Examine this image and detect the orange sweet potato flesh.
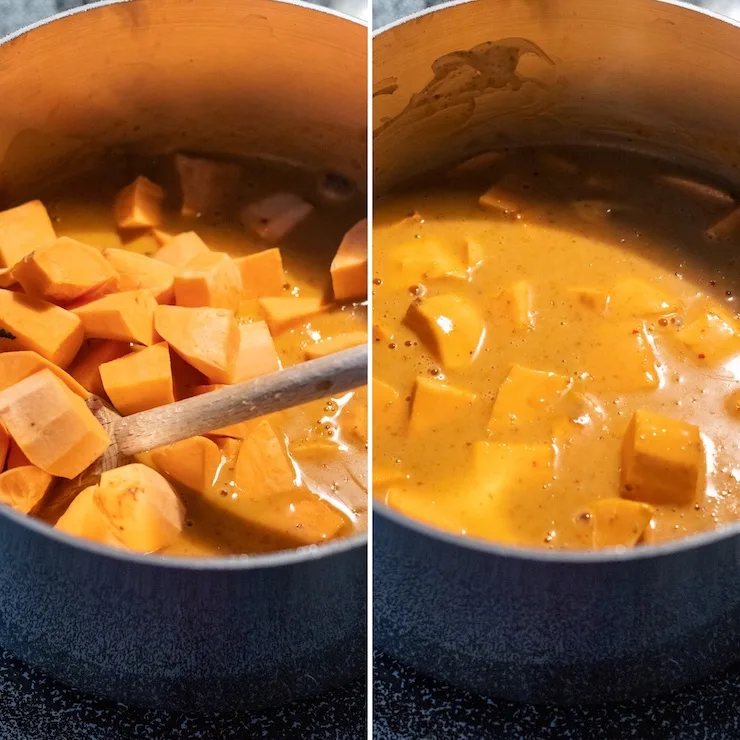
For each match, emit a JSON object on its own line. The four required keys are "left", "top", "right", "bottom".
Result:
{"left": 0, "top": 369, "right": 110, "bottom": 479}
{"left": 0, "top": 422, "right": 9, "bottom": 470}
{"left": 305, "top": 331, "right": 367, "bottom": 360}
{"left": 114, "top": 176, "right": 165, "bottom": 231}
{"left": 0, "top": 289, "right": 83, "bottom": 369}
{"left": 0, "top": 465, "right": 53, "bottom": 514}
{"left": 234, "top": 248, "right": 285, "bottom": 299}
{"left": 94, "top": 463, "right": 185, "bottom": 552}
{"left": 102, "top": 248, "right": 175, "bottom": 304}
{"left": 174, "top": 251, "right": 242, "bottom": 311}
{"left": 234, "top": 420, "right": 297, "bottom": 499}
{"left": 258, "top": 297, "right": 327, "bottom": 334}
{"left": 54, "top": 485, "right": 122, "bottom": 548}
{"left": 155, "top": 305, "right": 239, "bottom": 383}
{"left": 330, "top": 218, "right": 367, "bottom": 302}
{"left": 233, "top": 321, "right": 281, "bottom": 383}
{"left": 72, "top": 289, "right": 159, "bottom": 346}
{"left": 150, "top": 436, "right": 221, "bottom": 495}
{"left": 13, "top": 237, "right": 119, "bottom": 303}
{"left": 6, "top": 440, "right": 30, "bottom": 469}
{"left": 67, "top": 340, "right": 132, "bottom": 397}
{"left": 154, "top": 231, "right": 209, "bottom": 268}
{"left": 0, "top": 351, "right": 89, "bottom": 398}
{"left": 190, "top": 384, "right": 253, "bottom": 438}
{"left": 100, "top": 342, "right": 175, "bottom": 416}
{"left": 0, "top": 200, "right": 57, "bottom": 268}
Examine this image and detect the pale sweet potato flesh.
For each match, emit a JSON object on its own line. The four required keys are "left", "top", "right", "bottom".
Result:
{"left": 0, "top": 200, "right": 56, "bottom": 268}
{"left": 102, "top": 248, "right": 175, "bottom": 304}
{"left": 114, "top": 176, "right": 165, "bottom": 230}
{"left": 72, "top": 289, "right": 158, "bottom": 346}
{"left": 0, "top": 350, "right": 89, "bottom": 398}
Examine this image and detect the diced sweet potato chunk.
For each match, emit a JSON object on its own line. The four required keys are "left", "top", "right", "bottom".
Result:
{"left": 234, "top": 248, "right": 285, "bottom": 299}
{"left": 114, "top": 176, "right": 165, "bottom": 230}
{"left": 609, "top": 278, "right": 678, "bottom": 318}
{"left": 241, "top": 192, "right": 314, "bottom": 243}
{"left": 0, "top": 350, "right": 89, "bottom": 398}
{"left": 259, "top": 296, "right": 327, "bottom": 334}
{"left": 100, "top": 342, "right": 175, "bottom": 416}
{"left": 591, "top": 498, "right": 655, "bottom": 548}
{"left": 621, "top": 409, "right": 703, "bottom": 506}
{"left": 234, "top": 420, "right": 296, "bottom": 499}
{"left": 676, "top": 304, "right": 740, "bottom": 364}
{"left": 0, "top": 200, "right": 56, "bottom": 268}
{"left": 374, "top": 378, "right": 400, "bottom": 421}
{"left": 175, "top": 153, "right": 242, "bottom": 218}
{"left": 0, "top": 289, "right": 83, "bottom": 369}
{"left": 304, "top": 331, "right": 368, "bottom": 360}
{"left": 499, "top": 280, "right": 534, "bottom": 330}
{"left": 54, "top": 485, "right": 122, "bottom": 548}
{"left": 409, "top": 377, "right": 477, "bottom": 435}
{"left": 386, "top": 241, "right": 464, "bottom": 289}
{"left": 331, "top": 219, "right": 367, "bottom": 302}
{"left": 174, "top": 251, "right": 242, "bottom": 311}
{"left": 150, "top": 436, "right": 221, "bottom": 494}
{"left": 489, "top": 365, "right": 572, "bottom": 432}
{"left": 190, "top": 384, "right": 253, "bottom": 439}
{"left": 0, "top": 422, "right": 9, "bottom": 471}
{"left": 154, "top": 231, "right": 210, "bottom": 268}
{"left": 68, "top": 341, "right": 132, "bottom": 397}
{"left": 103, "top": 248, "right": 175, "bottom": 304}
{"left": 233, "top": 321, "right": 281, "bottom": 383}
{"left": 0, "top": 465, "right": 52, "bottom": 514}
{"left": 13, "top": 237, "right": 119, "bottom": 303}
{"left": 0, "top": 369, "right": 110, "bottom": 479}
{"left": 473, "top": 441, "right": 555, "bottom": 489}
{"left": 155, "top": 305, "right": 238, "bottom": 383}
{"left": 583, "top": 321, "right": 660, "bottom": 392}
{"left": 95, "top": 464, "right": 184, "bottom": 552}
{"left": 404, "top": 294, "right": 485, "bottom": 369}
{"left": 73, "top": 289, "right": 158, "bottom": 346}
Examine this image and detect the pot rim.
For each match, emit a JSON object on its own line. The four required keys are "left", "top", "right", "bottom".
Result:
{"left": 373, "top": 0, "right": 740, "bottom": 564}
{"left": 0, "top": 0, "right": 368, "bottom": 571}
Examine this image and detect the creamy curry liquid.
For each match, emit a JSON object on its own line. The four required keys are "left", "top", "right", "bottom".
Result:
{"left": 33, "top": 155, "right": 367, "bottom": 556}
{"left": 373, "top": 146, "right": 739, "bottom": 549}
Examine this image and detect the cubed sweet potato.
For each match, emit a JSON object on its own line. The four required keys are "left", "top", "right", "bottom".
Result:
{"left": 609, "top": 278, "right": 678, "bottom": 318}
{"left": 259, "top": 296, "right": 327, "bottom": 334}
{"left": 0, "top": 465, "right": 53, "bottom": 514}
{"left": 234, "top": 248, "right": 285, "bottom": 299}
{"left": 175, "top": 153, "right": 242, "bottom": 218}
{"left": 591, "top": 497, "right": 655, "bottom": 548}
{"left": 621, "top": 409, "right": 703, "bottom": 506}
{"left": 0, "top": 289, "right": 83, "bottom": 368}
{"left": 404, "top": 294, "right": 485, "bottom": 369}
{"left": 304, "top": 331, "right": 367, "bottom": 360}
{"left": 409, "top": 377, "right": 477, "bottom": 435}
{"left": 234, "top": 420, "right": 296, "bottom": 499}
{"left": 0, "top": 200, "right": 56, "bottom": 268}
{"left": 153, "top": 231, "right": 210, "bottom": 269}
{"left": 499, "top": 280, "right": 535, "bottom": 330}
{"left": 155, "top": 305, "right": 239, "bottom": 383}
{"left": 54, "top": 485, "right": 122, "bottom": 548}
{"left": 102, "top": 248, "right": 175, "bottom": 304}
{"left": 233, "top": 321, "right": 282, "bottom": 383}
{"left": 567, "top": 286, "right": 610, "bottom": 316}
{"left": 114, "top": 176, "right": 165, "bottom": 231}
{"left": 67, "top": 340, "right": 132, "bottom": 398}
{"left": 174, "top": 251, "right": 242, "bottom": 311}
{"left": 150, "top": 436, "right": 221, "bottom": 494}
{"left": 331, "top": 219, "right": 367, "bottom": 302}
{"left": 100, "top": 342, "right": 175, "bottom": 416}
{"left": 241, "top": 192, "right": 314, "bottom": 242}
{"left": 676, "top": 304, "right": 740, "bottom": 364}
{"left": 13, "top": 237, "right": 119, "bottom": 304}
{"left": 0, "top": 369, "right": 110, "bottom": 479}
{"left": 73, "top": 289, "right": 158, "bottom": 346}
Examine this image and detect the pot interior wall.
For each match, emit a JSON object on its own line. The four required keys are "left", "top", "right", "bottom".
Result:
{"left": 0, "top": 0, "right": 366, "bottom": 203}
{"left": 374, "top": 0, "right": 740, "bottom": 193}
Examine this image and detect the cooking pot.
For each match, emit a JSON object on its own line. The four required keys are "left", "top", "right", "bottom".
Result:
{"left": 373, "top": 0, "right": 740, "bottom": 704}
{"left": 0, "top": 0, "right": 367, "bottom": 711}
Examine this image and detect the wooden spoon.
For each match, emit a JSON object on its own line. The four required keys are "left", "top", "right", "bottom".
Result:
{"left": 85, "top": 343, "right": 368, "bottom": 475}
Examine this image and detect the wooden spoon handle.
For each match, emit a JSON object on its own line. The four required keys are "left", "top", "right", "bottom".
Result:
{"left": 114, "top": 343, "right": 368, "bottom": 456}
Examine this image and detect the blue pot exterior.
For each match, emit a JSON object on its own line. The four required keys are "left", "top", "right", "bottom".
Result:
{"left": 0, "top": 512, "right": 367, "bottom": 710}
{"left": 374, "top": 508, "right": 740, "bottom": 703}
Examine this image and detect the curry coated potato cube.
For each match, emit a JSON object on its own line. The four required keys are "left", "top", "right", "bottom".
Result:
{"left": 676, "top": 304, "right": 740, "bottom": 364}
{"left": 472, "top": 441, "right": 555, "bottom": 498}
{"left": 386, "top": 241, "right": 465, "bottom": 289}
{"left": 489, "top": 364, "right": 572, "bottom": 432}
{"left": 591, "top": 498, "right": 655, "bottom": 548}
{"left": 114, "top": 176, "right": 165, "bottom": 230}
{"left": 567, "top": 286, "right": 610, "bottom": 316}
{"left": 621, "top": 409, "right": 703, "bottom": 506}
{"left": 258, "top": 296, "right": 327, "bottom": 334}
{"left": 0, "top": 200, "right": 56, "bottom": 268}
{"left": 609, "top": 278, "right": 678, "bottom": 318}
{"left": 498, "top": 281, "right": 534, "bottom": 330}
{"left": 404, "top": 294, "right": 485, "bottom": 369}
{"left": 373, "top": 378, "right": 400, "bottom": 423}
{"left": 408, "top": 377, "right": 477, "bottom": 435}
{"left": 150, "top": 436, "right": 221, "bottom": 495}
{"left": 234, "top": 420, "right": 297, "bottom": 499}
{"left": 331, "top": 219, "right": 368, "bottom": 302}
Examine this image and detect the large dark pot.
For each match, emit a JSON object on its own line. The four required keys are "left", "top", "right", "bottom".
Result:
{"left": 0, "top": 0, "right": 367, "bottom": 711}
{"left": 373, "top": 0, "right": 740, "bottom": 704}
